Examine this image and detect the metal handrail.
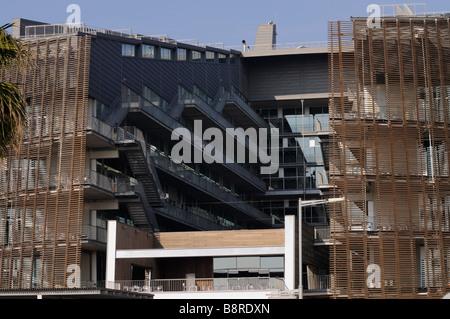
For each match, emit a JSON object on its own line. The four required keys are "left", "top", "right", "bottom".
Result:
{"left": 109, "top": 277, "right": 287, "bottom": 293}
{"left": 226, "top": 41, "right": 328, "bottom": 52}
{"left": 314, "top": 225, "right": 330, "bottom": 243}
{"left": 81, "top": 224, "right": 107, "bottom": 243}
{"left": 24, "top": 23, "right": 133, "bottom": 39}
{"left": 306, "top": 275, "right": 330, "bottom": 291}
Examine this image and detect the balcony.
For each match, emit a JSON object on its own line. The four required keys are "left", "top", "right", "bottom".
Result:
{"left": 91, "top": 104, "right": 266, "bottom": 193}
{"left": 150, "top": 149, "right": 271, "bottom": 226}
{"left": 108, "top": 277, "right": 287, "bottom": 293}
{"left": 155, "top": 204, "right": 230, "bottom": 231}
{"left": 303, "top": 274, "right": 331, "bottom": 297}
{"left": 219, "top": 87, "right": 268, "bottom": 129}
{"left": 101, "top": 276, "right": 331, "bottom": 298}
{"left": 86, "top": 116, "right": 117, "bottom": 148}
{"left": 82, "top": 169, "right": 116, "bottom": 199}
{"left": 81, "top": 224, "right": 107, "bottom": 249}
{"left": 313, "top": 225, "right": 331, "bottom": 245}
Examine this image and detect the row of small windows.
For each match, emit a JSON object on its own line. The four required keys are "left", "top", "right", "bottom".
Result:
{"left": 122, "top": 43, "right": 237, "bottom": 64}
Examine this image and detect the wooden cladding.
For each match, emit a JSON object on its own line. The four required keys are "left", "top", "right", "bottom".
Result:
{"left": 329, "top": 18, "right": 450, "bottom": 298}
{"left": 0, "top": 35, "right": 91, "bottom": 289}
{"left": 154, "top": 229, "right": 285, "bottom": 249}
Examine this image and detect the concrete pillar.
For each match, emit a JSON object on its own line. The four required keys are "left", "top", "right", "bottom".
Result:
{"left": 284, "top": 214, "right": 296, "bottom": 291}
{"left": 106, "top": 220, "right": 117, "bottom": 289}
{"left": 91, "top": 251, "right": 97, "bottom": 283}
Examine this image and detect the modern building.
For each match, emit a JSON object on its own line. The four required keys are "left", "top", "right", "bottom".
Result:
{"left": 0, "top": 18, "right": 330, "bottom": 298}
{"left": 3, "top": 4, "right": 449, "bottom": 300}
{"left": 329, "top": 8, "right": 450, "bottom": 298}
{"left": 242, "top": 27, "right": 331, "bottom": 294}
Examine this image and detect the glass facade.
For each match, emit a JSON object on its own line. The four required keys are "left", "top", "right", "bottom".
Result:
{"left": 256, "top": 103, "right": 329, "bottom": 225}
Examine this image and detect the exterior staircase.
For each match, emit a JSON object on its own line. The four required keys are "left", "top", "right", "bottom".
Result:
{"left": 115, "top": 126, "right": 165, "bottom": 232}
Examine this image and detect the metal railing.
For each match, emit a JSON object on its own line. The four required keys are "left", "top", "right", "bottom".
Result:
{"left": 23, "top": 23, "right": 328, "bottom": 54}
{"left": 24, "top": 23, "right": 133, "bottom": 39}
{"left": 226, "top": 41, "right": 328, "bottom": 52}
{"left": 314, "top": 225, "right": 330, "bottom": 243}
{"left": 108, "top": 277, "right": 286, "bottom": 293}
{"left": 81, "top": 224, "right": 107, "bottom": 243}
{"left": 84, "top": 169, "right": 115, "bottom": 192}
{"left": 149, "top": 148, "right": 264, "bottom": 220}
{"left": 86, "top": 116, "right": 116, "bottom": 140}
{"left": 306, "top": 275, "right": 330, "bottom": 291}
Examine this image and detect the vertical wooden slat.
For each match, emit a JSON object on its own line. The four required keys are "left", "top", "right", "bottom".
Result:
{"left": 0, "top": 35, "right": 91, "bottom": 289}
{"left": 329, "top": 17, "right": 450, "bottom": 299}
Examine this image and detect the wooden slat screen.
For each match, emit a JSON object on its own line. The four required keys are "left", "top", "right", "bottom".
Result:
{"left": 0, "top": 35, "right": 91, "bottom": 289}
{"left": 329, "top": 18, "right": 450, "bottom": 298}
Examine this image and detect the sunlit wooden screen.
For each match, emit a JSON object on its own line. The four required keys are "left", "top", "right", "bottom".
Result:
{"left": 329, "top": 18, "right": 450, "bottom": 298}
{"left": 0, "top": 35, "right": 91, "bottom": 289}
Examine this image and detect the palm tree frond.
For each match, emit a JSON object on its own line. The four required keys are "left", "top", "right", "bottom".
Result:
{"left": 0, "top": 81, "right": 28, "bottom": 158}
{"left": 0, "top": 22, "right": 31, "bottom": 159}
{"left": 0, "top": 23, "right": 32, "bottom": 70}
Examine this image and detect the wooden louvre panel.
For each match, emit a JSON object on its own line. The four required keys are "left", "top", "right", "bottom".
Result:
{"left": 0, "top": 35, "right": 91, "bottom": 289}
{"left": 329, "top": 17, "right": 450, "bottom": 298}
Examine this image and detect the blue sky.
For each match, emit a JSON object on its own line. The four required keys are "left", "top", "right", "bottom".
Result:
{"left": 1, "top": 1, "right": 449, "bottom": 46}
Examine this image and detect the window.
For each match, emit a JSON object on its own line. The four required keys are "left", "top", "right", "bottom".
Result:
{"left": 218, "top": 53, "right": 227, "bottom": 63}
{"left": 142, "top": 44, "right": 155, "bottom": 58}
{"left": 160, "top": 48, "right": 172, "bottom": 60}
{"left": 178, "top": 85, "right": 193, "bottom": 101}
{"left": 206, "top": 51, "right": 215, "bottom": 63}
{"left": 194, "top": 85, "right": 213, "bottom": 105}
{"left": 122, "top": 85, "right": 140, "bottom": 107}
{"left": 230, "top": 54, "right": 238, "bottom": 64}
{"left": 122, "top": 43, "right": 135, "bottom": 57}
{"left": 213, "top": 256, "right": 284, "bottom": 277}
{"left": 143, "top": 86, "right": 168, "bottom": 110}
{"left": 192, "top": 50, "right": 202, "bottom": 62}
{"left": 177, "top": 48, "right": 187, "bottom": 61}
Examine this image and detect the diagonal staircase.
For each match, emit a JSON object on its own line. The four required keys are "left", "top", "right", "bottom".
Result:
{"left": 125, "top": 146, "right": 164, "bottom": 207}
{"left": 122, "top": 182, "right": 159, "bottom": 232}
{"left": 115, "top": 126, "right": 165, "bottom": 232}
